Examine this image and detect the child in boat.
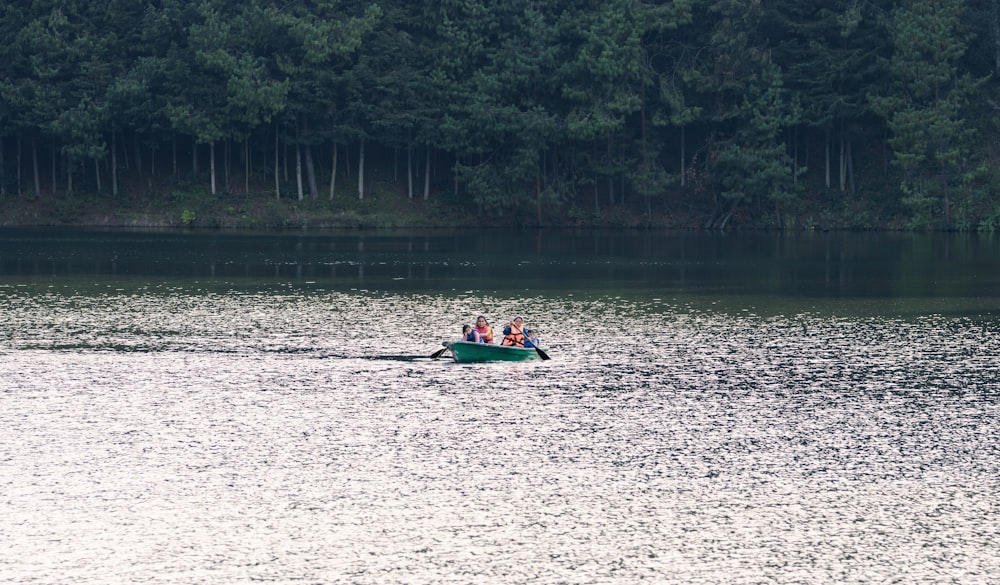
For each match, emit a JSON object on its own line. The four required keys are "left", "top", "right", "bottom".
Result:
{"left": 462, "top": 324, "right": 482, "bottom": 343}
{"left": 523, "top": 329, "right": 539, "bottom": 349}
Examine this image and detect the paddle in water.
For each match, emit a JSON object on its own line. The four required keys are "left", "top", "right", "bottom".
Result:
{"left": 430, "top": 342, "right": 450, "bottom": 359}
{"left": 503, "top": 316, "right": 550, "bottom": 360}
{"left": 530, "top": 344, "right": 550, "bottom": 361}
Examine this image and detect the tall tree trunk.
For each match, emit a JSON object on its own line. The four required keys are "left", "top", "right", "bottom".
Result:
{"left": 223, "top": 139, "right": 230, "bottom": 193}
{"left": 542, "top": 148, "right": 548, "bottom": 191}
{"left": 839, "top": 126, "right": 847, "bottom": 192}
{"left": 295, "top": 143, "right": 304, "bottom": 201}
{"left": 304, "top": 144, "right": 319, "bottom": 200}
{"left": 838, "top": 140, "right": 845, "bottom": 191}
{"left": 95, "top": 158, "right": 101, "bottom": 192}
{"left": 17, "top": 132, "right": 22, "bottom": 197}
{"left": 210, "top": 141, "right": 217, "bottom": 195}
{"left": 792, "top": 127, "right": 798, "bottom": 186}
{"left": 357, "top": 138, "right": 365, "bottom": 201}
{"left": 67, "top": 156, "right": 73, "bottom": 195}
{"left": 244, "top": 134, "right": 250, "bottom": 194}
{"left": 824, "top": 129, "right": 831, "bottom": 189}
{"left": 641, "top": 95, "right": 650, "bottom": 219}
{"left": 133, "top": 132, "right": 143, "bottom": 175}
{"left": 407, "top": 145, "right": 413, "bottom": 200}
{"left": 329, "top": 143, "right": 338, "bottom": 200}
{"left": 536, "top": 174, "right": 542, "bottom": 225}
{"left": 423, "top": 148, "right": 431, "bottom": 201}
{"left": 112, "top": 133, "right": 118, "bottom": 197}
{"left": 32, "top": 136, "right": 40, "bottom": 198}
{"left": 344, "top": 142, "right": 351, "bottom": 179}
{"left": 593, "top": 141, "right": 600, "bottom": 213}
{"left": 274, "top": 124, "right": 281, "bottom": 200}
{"left": 846, "top": 140, "right": 856, "bottom": 197}
{"left": 609, "top": 156, "right": 616, "bottom": 205}
{"left": 119, "top": 131, "right": 128, "bottom": 171}
{"left": 50, "top": 137, "right": 56, "bottom": 195}
{"left": 882, "top": 127, "right": 890, "bottom": 176}
{"left": 943, "top": 174, "right": 951, "bottom": 225}
{"left": 680, "top": 126, "right": 686, "bottom": 187}
{"left": 647, "top": 185, "right": 651, "bottom": 219}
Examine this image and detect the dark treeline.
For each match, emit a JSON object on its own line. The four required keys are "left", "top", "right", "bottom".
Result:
{"left": 1, "top": 0, "right": 999, "bottom": 229}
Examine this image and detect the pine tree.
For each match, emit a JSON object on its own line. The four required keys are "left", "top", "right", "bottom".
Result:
{"left": 871, "top": 0, "right": 982, "bottom": 228}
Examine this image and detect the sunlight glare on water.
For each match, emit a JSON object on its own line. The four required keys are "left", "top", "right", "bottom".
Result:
{"left": 2, "top": 281, "right": 999, "bottom": 584}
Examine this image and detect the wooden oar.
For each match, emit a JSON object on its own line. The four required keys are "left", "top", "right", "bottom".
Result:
{"left": 430, "top": 342, "right": 450, "bottom": 359}
{"left": 528, "top": 341, "right": 550, "bottom": 361}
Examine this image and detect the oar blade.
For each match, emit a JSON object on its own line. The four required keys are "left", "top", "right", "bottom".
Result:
{"left": 430, "top": 344, "right": 450, "bottom": 359}
{"left": 534, "top": 347, "right": 550, "bottom": 360}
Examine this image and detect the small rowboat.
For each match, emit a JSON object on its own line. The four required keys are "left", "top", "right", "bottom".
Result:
{"left": 444, "top": 341, "right": 544, "bottom": 363}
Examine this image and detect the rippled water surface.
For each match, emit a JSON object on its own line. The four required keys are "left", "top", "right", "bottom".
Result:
{"left": 2, "top": 230, "right": 999, "bottom": 584}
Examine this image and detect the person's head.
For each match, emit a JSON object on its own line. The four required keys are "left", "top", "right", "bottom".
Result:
{"left": 512, "top": 315, "right": 524, "bottom": 327}
{"left": 462, "top": 324, "right": 472, "bottom": 334}
{"left": 525, "top": 329, "right": 534, "bottom": 337}
{"left": 476, "top": 315, "right": 489, "bottom": 326}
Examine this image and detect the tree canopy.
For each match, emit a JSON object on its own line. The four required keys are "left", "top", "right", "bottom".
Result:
{"left": 1, "top": 0, "right": 998, "bottom": 229}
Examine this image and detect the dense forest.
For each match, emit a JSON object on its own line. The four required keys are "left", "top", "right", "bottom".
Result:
{"left": 1, "top": 0, "right": 999, "bottom": 230}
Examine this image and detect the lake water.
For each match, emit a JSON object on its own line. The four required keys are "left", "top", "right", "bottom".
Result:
{"left": 1, "top": 229, "right": 998, "bottom": 584}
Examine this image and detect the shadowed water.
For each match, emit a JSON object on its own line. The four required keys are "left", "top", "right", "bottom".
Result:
{"left": 1, "top": 230, "right": 999, "bottom": 584}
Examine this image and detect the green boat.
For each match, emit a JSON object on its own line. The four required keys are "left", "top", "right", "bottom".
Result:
{"left": 443, "top": 341, "right": 546, "bottom": 363}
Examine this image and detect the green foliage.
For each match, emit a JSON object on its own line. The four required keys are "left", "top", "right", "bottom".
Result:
{"left": 567, "top": 204, "right": 601, "bottom": 226}
{"left": 681, "top": 4, "right": 803, "bottom": 224}
{"left": 1, "top": 0, "right": 999, "bottom": 230}
{"left": 870, "top": 0, "right": 985, "bottom": 228}
{"left": 978, "top": 203, "right": 1000, "bottom": 233}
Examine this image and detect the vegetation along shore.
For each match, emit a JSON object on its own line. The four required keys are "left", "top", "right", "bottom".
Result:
{"left": 1, "top": 1, "right": 999, "bottom": 231}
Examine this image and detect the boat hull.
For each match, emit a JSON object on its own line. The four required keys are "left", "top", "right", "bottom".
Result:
{"left": 444, "top": 341, "right": 541, "bottom": 363}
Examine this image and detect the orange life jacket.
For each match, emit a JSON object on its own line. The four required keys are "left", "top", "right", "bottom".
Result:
{"left": 501, "top": 325, "right": 525, "bottom": 347}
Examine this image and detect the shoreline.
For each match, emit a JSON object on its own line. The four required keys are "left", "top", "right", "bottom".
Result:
{"left": 0, "top": 188, "right": 973, "bottom": 232}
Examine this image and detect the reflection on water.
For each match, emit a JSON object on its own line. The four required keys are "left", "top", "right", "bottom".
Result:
{"left": 1, "top": 230, "right": 999, "bottom": 583}
{"left": 3, "top": 228, "right": 1000, "bottom": 303}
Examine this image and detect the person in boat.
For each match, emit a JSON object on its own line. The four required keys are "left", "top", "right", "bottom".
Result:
{"left": 523, "top": 329, "right": 539, "bottom": 349}
{"left": 474, "top": 315, "right": 494, "bottom": 344}
{"left": 501, "top": 315, "right": 526, "bottom": 347}
{"left": 461, "top": 324, "right": 482, "bottom": 343}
